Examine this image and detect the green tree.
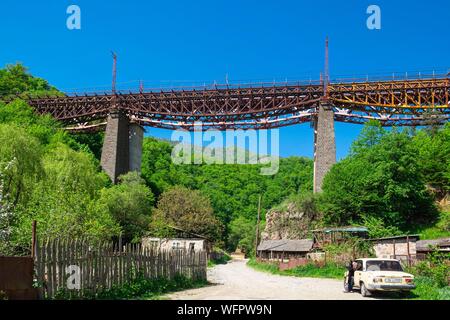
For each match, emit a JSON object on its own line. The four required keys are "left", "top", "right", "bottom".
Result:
{"left": 150, "top": 185, "right": 222, "bottom": 240}
{"left": 320, "top": 122, "right": 437, "bottom": 230}
{"left": 98, "top": 172, "right": 154, "bottom": 242}
{"left": 0, "top": 63, "right": 59, "bottom": 98}
{"left": 412, "top": 122, "right": 450, "bottom": 198}
{"left": 0, "top": 160, "right": 15, "bottom": 255}
{"left": 11, "top": 143, "right": 119, "bottom": 252}
{"left": 0, "top": 124, "right": 43, "bottom": 206}
{"left": 228, "top": 216, "right": 255, "bottom": 254}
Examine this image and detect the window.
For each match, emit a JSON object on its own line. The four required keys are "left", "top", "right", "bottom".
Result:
{"left": 172, "top": 242, "right": 181, "bottom": 250}
{"left": 366, "top": 260, "right": 403, "bottom": 272}
{"left": 189, "top": 243, "right": 195, "bottom": 252}
{"left": 355, "top": 260, "right": 363, "bottom": 271}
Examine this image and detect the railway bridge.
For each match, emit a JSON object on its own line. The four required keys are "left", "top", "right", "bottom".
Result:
{"left": 19, "top": 74, "right": 450, "bottom": 192}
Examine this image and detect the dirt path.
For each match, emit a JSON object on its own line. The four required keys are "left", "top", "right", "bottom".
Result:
{"left": 166, "top": 259, "right": 371, "bottom": 300}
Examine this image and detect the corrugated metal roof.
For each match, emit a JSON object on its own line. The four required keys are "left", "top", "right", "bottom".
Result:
{"left": 311, "top": 226, "right": 368, "bottom": 233}
{"left": 369, "top": 234, "right": 420, "bottom": 241}
{"left": 257, "top": 239, "right": 313, "bottom": 252}
{"left": 417, "top": 238, "right": 450, "bottom": 251}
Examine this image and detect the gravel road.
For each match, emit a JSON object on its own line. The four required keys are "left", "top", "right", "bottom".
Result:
{"left": 166, "top": 259, "right": 372, "bottom": 300}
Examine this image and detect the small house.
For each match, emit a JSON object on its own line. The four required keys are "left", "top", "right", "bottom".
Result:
{"left": 256, "top": 239, "right": 313, "bottom": 261}
{"left": 142, "top": 226, "right": 212, "bottom": 254}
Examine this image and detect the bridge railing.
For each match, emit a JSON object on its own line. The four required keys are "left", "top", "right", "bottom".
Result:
{"left": 57, "top": 70, "right": 449, "bottom": 97}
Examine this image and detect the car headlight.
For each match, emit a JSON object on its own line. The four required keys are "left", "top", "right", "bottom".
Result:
{"left": 373, "top": 277, "right": 384, "bottom": 283}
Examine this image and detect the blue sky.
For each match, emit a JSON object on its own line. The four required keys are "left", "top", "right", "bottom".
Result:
{"left": 0, "top": 0, "right": 449, "bottom": 159}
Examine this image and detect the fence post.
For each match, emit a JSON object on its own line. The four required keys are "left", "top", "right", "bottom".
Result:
{"left": 31, "top": 220, "right": 37, "bottom": 259}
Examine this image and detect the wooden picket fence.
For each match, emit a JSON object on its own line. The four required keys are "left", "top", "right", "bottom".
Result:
{"left": 34, "top": 238, "right": 207, "bottom": 299}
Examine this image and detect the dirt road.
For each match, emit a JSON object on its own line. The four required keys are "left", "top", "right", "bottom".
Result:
{"left": 166, "top": 259, "right": 371, "bottom": 300}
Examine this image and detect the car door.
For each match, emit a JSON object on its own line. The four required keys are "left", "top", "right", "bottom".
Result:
{"left": 353, "top": 260, "right": 364, "bottom": 287}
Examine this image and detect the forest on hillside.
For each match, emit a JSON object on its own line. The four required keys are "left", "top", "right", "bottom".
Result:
{"left": 0, "top": 64, "right": 449, "bottom": 256}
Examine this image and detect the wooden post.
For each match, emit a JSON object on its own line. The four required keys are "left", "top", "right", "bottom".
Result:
{"left": 254, "top": 194, "right": 262, "bottom": 257}
{"left": 406, "top": 235, "right": 411, "bottom": 267}
{"left": 31, "top": 220, "right": 37, "bottom": 259}
{"left": 393, "top": 239, "right": 396, "bottom": 259}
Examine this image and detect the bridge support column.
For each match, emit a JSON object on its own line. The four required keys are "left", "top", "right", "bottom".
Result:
{"left": 313, "top": 102, "right": 336, "bottom": 193}
{"left": 129, "top": 123, "right": 144, "bottom": 172}
{"left": 100, "top": 110, "right": 143, "bottom": 183}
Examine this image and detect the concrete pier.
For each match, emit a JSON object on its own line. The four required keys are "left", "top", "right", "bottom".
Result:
{"left": 100, "top": 110, "right": 144, "bottom": 183}
{"left": 313, "top": 102, "right": 336, "bottom": 193}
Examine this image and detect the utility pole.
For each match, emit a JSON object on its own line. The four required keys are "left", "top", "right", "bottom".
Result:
{"left": 111, "top": 51, "right": 117, "bottom": 94}
{"left": 323, "top": 36, "right": 329, "bottom": 100}
{"left": 254, "top": 194, "right": 262, "bottom": 258}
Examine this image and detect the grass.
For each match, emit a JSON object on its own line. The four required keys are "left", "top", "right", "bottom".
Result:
{"left": 408, "top": 276, "right": 450, "bottom": 300}
{"left": 53, "top": 274, "right": 208, "bottom": 300}
{"left": 247, "top": 258, "right": 346, "bottom": 280}
{"left": 409, "top": 210, "right": 450, "bottom": 240}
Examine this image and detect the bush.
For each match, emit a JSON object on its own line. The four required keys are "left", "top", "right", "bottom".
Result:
{"left": 247, "top": 258, "right": 346, "bottom": 280}
{"left": 208, "top": 248, "right": 232, "bottom": 267}
{"left": 411, "top": 249, "right": 449, "bottom": 288}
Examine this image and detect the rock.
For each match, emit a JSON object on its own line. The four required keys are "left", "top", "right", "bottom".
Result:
{"left": 261, "top": 202, "right": 316, "bottom": 240}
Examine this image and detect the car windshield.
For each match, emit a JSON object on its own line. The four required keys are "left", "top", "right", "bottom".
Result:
{"left": 365, "top": 260, "right": 403, "bottom": 271}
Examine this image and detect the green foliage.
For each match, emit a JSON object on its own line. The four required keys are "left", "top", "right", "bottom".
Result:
{"left": 208, "top": 249, "right": 232, "bottom": 267}
{"left": 0, "top": 161, "right": 14, "bottom": 255}
{"left": 53, "top": 274, "right": 208, "bottom": 300}
{"left": 141, "top": 137, "right": 313, "bottom": 249}
{"left": 150, "top": 185, "right": 222, "bottom": 240}
{"left": 406, "top": 249, "right": 450, "bottom": 300}
{"left": 247, "top": 258, "right": 346, "bottom": 279}
{"left": 228, "top": 216, "right": 255, "bottom": 254}
{"left": 412, "top": 122, "right": 450, "bottom": 197}
{"left": 98, "top": 172, "right": 154, "bottom": 243}
{"left": 361, "top": 215, "right": 402, "bottom": 238}
{"left": 410, "top": 249, "right": 450, "bottom": 288}
{"left": 320, "top": 122, "right": 438, "bottom": 230}
{"left": 69, "top": 132, "right": 104, "bottom": 160}
{"left": 408, "top": 210, "right": 450, "bottom": 240}
{"left": 409, "top": 276, "right": 450, "bottom": 300}
{"left": 0, "top": 63, "right": 60, "bottom": 99}
{"left": 0, "top": 124, "right": 43, "bottom": 206}
{"left": 12, "top": 143, "right": 120, "bottom": 251}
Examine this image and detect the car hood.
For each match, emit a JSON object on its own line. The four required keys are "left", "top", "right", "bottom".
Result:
{"left": 366, "top": 271, "right": 414, "bottom": 278}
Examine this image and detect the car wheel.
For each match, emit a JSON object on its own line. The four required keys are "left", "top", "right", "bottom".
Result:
{"left": 360, "top": 282, "right": 372, "bottom": 297}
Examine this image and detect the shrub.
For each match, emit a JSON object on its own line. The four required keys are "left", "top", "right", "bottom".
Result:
{"left": 53, "top": 274, "right": 208, "bottom": 300}
{"left": 411, "top": 249, "right": 449, "bottom": 288}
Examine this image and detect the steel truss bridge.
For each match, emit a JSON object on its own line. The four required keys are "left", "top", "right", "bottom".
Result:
{"left": 12, "top": 74, "right": 450, "bottom": 131}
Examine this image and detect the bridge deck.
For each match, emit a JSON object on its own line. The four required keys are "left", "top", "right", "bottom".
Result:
{"left": 3, "top": 75, "right": 450, "bottom": 130}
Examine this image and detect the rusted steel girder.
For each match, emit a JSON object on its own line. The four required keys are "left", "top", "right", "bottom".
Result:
{"left": 14, "top": 76, "right": 450, "bottom": 131}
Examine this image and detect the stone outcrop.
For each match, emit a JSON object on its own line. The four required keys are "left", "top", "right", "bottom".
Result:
{"left": 261, "top": 203, "right": 318, "bottom": 240}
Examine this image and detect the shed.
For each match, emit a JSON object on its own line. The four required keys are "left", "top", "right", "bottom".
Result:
{"left": 257, "top": 239, "right": 314, "bottom": 261}
{"left": 311, "top": 226, "right": 368, "bottom": 247}
{"left": 369, "top": 234, "right": 419, "bottom": 265}
{"left": 416, "top": 237, "right": 450, "bottom": 258}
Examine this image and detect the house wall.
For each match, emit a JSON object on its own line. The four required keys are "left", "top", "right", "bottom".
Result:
{"left": 142, "top": 237, "right": 206, "bottom": 252}
{"left": 372, "top": 239, "right": 417, "bottom": 259}
{"left": 258, "top": 251, "right": 308, "bottom": 261}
